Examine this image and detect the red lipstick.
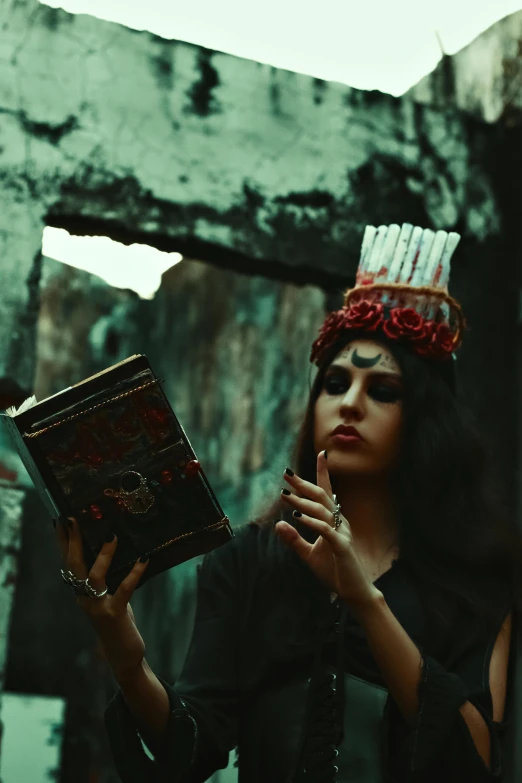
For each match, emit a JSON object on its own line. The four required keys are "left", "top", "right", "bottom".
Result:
{"left": 331, "top": 424, "right": 364, "bottom": 444}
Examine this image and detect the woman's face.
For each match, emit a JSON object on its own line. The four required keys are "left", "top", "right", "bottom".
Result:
{"left": 313, "top": 338, "right": 404, "bottom": 477}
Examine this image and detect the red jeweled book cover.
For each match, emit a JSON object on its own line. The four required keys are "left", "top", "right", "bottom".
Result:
{"left": 2, "top": 355, "right": 233, "bottom": 592}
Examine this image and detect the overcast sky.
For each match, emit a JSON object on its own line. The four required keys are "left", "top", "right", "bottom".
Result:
{"left": 40, "top": 0, "right": 522, "bottom": 297}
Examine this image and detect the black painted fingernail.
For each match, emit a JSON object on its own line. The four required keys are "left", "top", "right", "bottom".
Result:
{"left": 67, "top": 519, "right": 73, "bottom": 528}
{"left": 105, "top": 532, "right": 115, "bottom": 543}
{"left": 281, "top": 488, "right": 291, "bottom": 495}
{"left": 293, "top": 511, "right": 302, "bottom": 517}
{"left": 285, "top": 468, "right": 294, "bottom": 477}
{"left": 139, "top": 555, "right": 149, "bottom": 563}
{"left": 324, "top": 450, "right": 328, "bottom": 460}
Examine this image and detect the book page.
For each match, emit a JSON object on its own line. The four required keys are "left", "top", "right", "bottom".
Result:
{"left": 5, "top": 396, "right": 39, "bottom": 418}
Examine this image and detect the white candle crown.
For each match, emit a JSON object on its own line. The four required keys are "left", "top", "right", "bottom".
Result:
{"left": 354, "top": 223, "right": 461, "bottom": 319}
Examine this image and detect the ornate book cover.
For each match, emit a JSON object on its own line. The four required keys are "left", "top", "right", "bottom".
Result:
{"left": 2, "top": 355, "right": 233, "bottom": 592}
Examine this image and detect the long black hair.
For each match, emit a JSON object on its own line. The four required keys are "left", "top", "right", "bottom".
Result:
{"left": 252, "top": 330, "right": 522, "bottom": 650}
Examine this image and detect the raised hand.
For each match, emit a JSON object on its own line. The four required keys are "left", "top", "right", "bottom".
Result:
{"left": 275, "top": 451, "right": 383, "bottom": 610}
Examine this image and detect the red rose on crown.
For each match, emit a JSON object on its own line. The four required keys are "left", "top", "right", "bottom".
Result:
{"left": 345, "top": 301, "right": 384, "bottom": 332}
{"left": 315, "top": 310, "right": 346, "bottom": 344}
{"left": 411, "top": 321, "right": 437, "bottom": 355}
{"left": 310, "top": 303, "right": 385, "bottom": 363}
{"left": 418, "top": 322, "right": 455, "bottom": 359}
{"left": 436, "top": 323, "right": 456, "bottom": 353}
{"left": 382, "top": 308, "right": 428, "bottom": 342}
{"left": 310, "top": 301, "right": 456, "bottom": 365}
{"left": 310, "top": 309, "right": 347, "bottom": 363}
{"left": 382, "top": 309, "right": 455, "bottom": 359}
{"left": 413, "top": 320, "right": 434, "bottom": 346}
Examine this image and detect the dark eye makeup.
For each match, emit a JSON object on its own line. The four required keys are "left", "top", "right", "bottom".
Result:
{"left": 322, "top": 371, "right": 403, "bottom": 403}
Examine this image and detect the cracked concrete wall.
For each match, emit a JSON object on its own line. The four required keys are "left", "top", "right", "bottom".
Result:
{"left": 0, "top": 0, "right": 512, "bottom": 485}
{"left": 0, "top": 0, "right": 505, "bottom": 400}
{"left": 0, "top": 200, "right": 46, "bottom": 394}
{"left": 0, "top": 486, "right": 23, "bottom": 756}
{"left": 8, "top": 4, "right": 500, "bottom": 253}
{"left": 406, "top": 10, "right": 522, "bottom": 125}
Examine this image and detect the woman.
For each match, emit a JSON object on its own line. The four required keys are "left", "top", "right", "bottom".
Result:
{"left": 56, "top": 224, "right": 520, "bottom": 782}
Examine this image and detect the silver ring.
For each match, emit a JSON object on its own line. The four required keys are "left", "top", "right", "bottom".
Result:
{"left": 332, "top": 494, "right": 342, "bottom": 529}
{"left": 84, "top": 578, "right": 108, "bottom": 600}
{"left": 61, "top": 568, "right": 88, "bottom": 596}
{"left": 60, "top": 569, "right": 107, "bottom": 599}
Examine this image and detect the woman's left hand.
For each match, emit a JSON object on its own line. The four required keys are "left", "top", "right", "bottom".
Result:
{"left": 275, "top": 450, "right": 384, "bottom": 611}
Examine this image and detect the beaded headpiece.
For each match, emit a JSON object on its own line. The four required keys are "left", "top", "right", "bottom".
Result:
{"left": 310, "top": 223, "right": 466, "bottom": 367}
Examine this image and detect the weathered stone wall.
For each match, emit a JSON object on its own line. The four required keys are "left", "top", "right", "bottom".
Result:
{"left": 0, "top": 0, "right": 505, "bottom": 400}
{"left": 0, "top": 200, "right": 46, "bottom": 396}
{"left": 2, "top": 0, "right": 516, "bottom": 490}
{"left": 0, "top": 486, "right": 23, "bottom": 755}
{"left": 406, "top": 10, "right": 522, "bottom": 124}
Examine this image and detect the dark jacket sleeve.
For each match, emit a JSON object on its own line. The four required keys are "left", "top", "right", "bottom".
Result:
{"left": 384, "top": 603, "right": 515, "bottom": 783}
{"left": 104, "top": 534, "right": 242, "bottom": 783}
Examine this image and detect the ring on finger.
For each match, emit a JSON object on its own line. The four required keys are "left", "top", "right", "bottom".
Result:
{"left": 61, "top": 568, "right": 88, "bottom": 596}
{"left": 60, "top": 569, "right": 107, "bottom": 599}
{"left": 331, "top": 494, "right": 342, "bottom": 529}
{"left": 84, "top": 578, "right": 108, "bottom": 600}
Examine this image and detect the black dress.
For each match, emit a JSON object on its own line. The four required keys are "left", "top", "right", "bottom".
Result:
{"left": 105, "top": 522, "right": 516, "bottom": 782}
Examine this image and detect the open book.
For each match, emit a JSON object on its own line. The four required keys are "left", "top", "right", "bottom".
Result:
{"left": 2, "top": 355, "right": 233, "bottom": 592}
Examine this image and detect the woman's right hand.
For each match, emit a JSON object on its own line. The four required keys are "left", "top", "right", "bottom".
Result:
{"left": 55, "top": 517, "right": 150, "bottom": 682}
